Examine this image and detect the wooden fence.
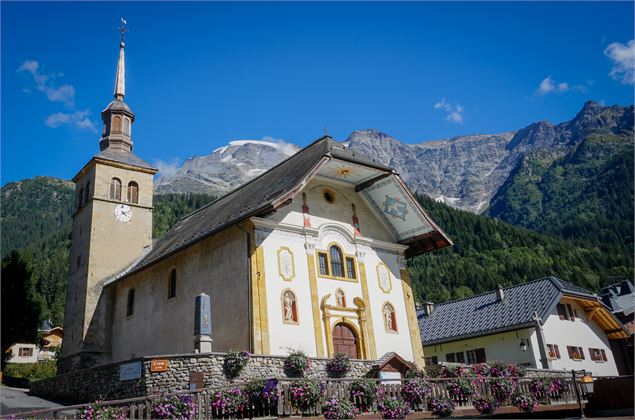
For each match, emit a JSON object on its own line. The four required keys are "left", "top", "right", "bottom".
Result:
{"left": 2, "top": 376, "right": 586, "bottom": 419}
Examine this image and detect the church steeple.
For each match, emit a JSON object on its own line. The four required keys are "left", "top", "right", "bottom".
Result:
{"left": 99, "top": 18, "right": 135, "bottom": 153}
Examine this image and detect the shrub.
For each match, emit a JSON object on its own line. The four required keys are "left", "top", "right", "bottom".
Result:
{"left": 350, "top": 379, "right": 378, "bottom": 411}
{"left": 427, "top": 397, "right": 455, "bottom": 417}
{"left": 490, "top": 377, "right": 516, "bottom": 402}
{"left": 289, "top": 379, "right": 323, "bottom": 412}
{"left": 78, "top": 401, "right": 125, "bottom": 420}
{"left": 284, "top": 351, "right": 310, "bottom": 376}
{"left": 210, "top": 387, "right": 248, "bottom": 417}
{"left": 223, "top": 351, "right": 250, "bottom": 379}
{"left": 511, "top": 392, "right": 538, "bottom": 412}
{"left": 401, "top": 378, "right": 432, "bottom": 408}
{"left": 487, "top": 362, "right": 507, "bottom": 378}
{"left": 404, "top": 367, "right": 426, "bottom": 378}
{"left": 446, "top": 378, "right": 473, "bottom": 399}
{"left": 378, "top": 396, "right": 410, "bottom": 419}
{"left": 528, "top": 379, "right": 550, "bottom": 401}
{"left": 322, "top": 397, "right": 359, "bottom": 419}
{"left": 3, "top": 360, "right": 57, "bottom": 382}
{"left": 471, "top": 363, "right": 490, "bottom": 377}
{"left": 548, "top": 377, "right": 570, "bottom": 398}
{"left": 506, "top": 363, "right": 525, "bottom": 377}
{"left": 326, "top": 353, "right": 351, "bottom": 376}
{"left": 472, "top": 397, "right": 498, "bottom": 415}
{"left": 439, "top": 365, "right": 465, "bottom": 378}
{"left": 151, "top": 394, "right": 196, "bottom": 419}
{"left": 243, "top": 378, "right": 279, "bottom": 406}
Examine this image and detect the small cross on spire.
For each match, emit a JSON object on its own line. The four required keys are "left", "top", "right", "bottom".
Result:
{"left": 323, "top": 126, "right": 329, "bottom": 137}
{"left": 116, "top": 17, "right": 128, "bottom": 43}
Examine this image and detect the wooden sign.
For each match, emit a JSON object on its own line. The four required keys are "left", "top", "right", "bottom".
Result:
{"left": 189, "top": 372, "right": 204, "bottom": 390}
{"left": 150, "top": 359, "right": 169, "bottom": 372}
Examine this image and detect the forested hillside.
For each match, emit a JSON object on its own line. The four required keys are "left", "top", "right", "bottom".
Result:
{"left": 409, "top": 194, "right": 633, "bottom": 304}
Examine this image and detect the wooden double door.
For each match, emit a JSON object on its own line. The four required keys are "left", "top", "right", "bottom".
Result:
{"left": 332, "top": 323, "right": 360, "bottom": 359}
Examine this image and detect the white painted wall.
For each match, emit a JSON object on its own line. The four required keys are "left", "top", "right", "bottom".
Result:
{"left": 261, "top": 177, "right": 417, "bottom": 362}
{"left": 7, "top": 343, "right": 39, "bottom": 364}
{"left": 423, "top": 328, "right": 538, "bottom": 367}
{"left": 541, "top": 298, "right": 619, "bottom": 376}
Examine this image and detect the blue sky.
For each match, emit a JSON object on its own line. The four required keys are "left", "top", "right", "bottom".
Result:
{"left": 2, "top": 1, "right": 633, "bottom": 184}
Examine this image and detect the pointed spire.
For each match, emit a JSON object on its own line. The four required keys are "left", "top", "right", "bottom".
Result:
{"left": 113, "top": 18, "right": 128, "bottom": 100}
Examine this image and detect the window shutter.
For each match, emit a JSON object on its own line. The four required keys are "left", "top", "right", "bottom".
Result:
{"left": 555, "top": 345, "right": 561, "bottom": 359}
{"left": 567, "top": 304, "right": 575, "bottom": 322}
{"left": 567, "top": 346, "right": 575, "bottom": 359}
{"left": 475, "top": 348, "right": 486, "bottom": 363}
{"left": 446, "top": 353, "right": 455, "bottom": 363}
{"left": 601, "top": 349, "right": 607, "bottom": 361}
{"left": 579, "top": 347, "right": 585, "bottom": 360}
{"left": 456, "top": 352, "right": 465, "bottom": 363}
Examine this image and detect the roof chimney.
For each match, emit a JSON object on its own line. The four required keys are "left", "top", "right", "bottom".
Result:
{"left": 423, "top": 301, "right": 434, "bottom": 315}
{"left": 496, "top": 285, "right": 505, "bottom": 301}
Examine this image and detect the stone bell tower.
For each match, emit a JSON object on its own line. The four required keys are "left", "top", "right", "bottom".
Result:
{"left": 61, "top": 20, "right": 158, "bottom": 371}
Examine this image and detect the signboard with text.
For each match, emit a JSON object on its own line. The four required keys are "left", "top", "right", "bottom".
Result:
{"left": 119, "top": 361, "right": 142, "bottom": 381}
{"left": 150, "top": 359, "right": 169, "bottom": 372}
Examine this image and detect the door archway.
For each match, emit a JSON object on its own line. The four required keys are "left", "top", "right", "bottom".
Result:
{"left": 332, "top": 323, "right": 360, "bottom": 359}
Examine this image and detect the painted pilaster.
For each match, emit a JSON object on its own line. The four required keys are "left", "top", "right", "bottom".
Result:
{"left": 250, "top": 228, "right": 270, "bottom": 354}
{"left": 305, "top": 241, "right": 325, "bottom": 357}
{"left": 399, "top": 258, "right": 425, "bottom": 367}
{"left": 357, "top": 252, "right": 377, "bottom": 360}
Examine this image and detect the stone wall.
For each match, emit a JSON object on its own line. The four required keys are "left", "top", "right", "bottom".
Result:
{"left": 31, "top": 352, "right": 375, "bottom": 403}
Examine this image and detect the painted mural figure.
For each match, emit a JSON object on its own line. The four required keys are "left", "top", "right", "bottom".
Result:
{"left": 283, "top": 291, "right": 297, "bottom": 323}
{"left": 335, "top": 289, "right": 346, "bottom": 307}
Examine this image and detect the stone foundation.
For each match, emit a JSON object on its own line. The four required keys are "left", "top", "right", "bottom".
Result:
{"left": 31, "top": 352, "right": 374, "bottom": 403}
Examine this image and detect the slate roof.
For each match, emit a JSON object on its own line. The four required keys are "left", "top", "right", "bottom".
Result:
{"left": 601, "top": 280, "right": 635, "bottom": 316}
{"left": 417, "top": 277, "right": 599, "bottom": 345}
{"left": 95, "top": 148, "right": 156, "bottom": 171}
{"left": 116, "top": 136, "right": 397, "bottom": 279}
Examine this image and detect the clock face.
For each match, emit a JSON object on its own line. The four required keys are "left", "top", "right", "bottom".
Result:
{"left": 114, "top": 204, "right": 132, "bottom": 222}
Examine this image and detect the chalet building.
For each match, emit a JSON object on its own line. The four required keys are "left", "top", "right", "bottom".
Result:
{"left": 601, "top": 280, "right": 634, "bottom": 375}
{"left": 60, "top": 31, "right": 452, "bottom": 372}
{"left": 418, "top": 277, "right": 630, "bottom": 376}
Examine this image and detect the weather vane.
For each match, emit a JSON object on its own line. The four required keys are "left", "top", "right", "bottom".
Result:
{"left": 323, "top": 126, "right": 329, "bottom": 136}
{"left": 116, "top": 17, "right": 128, "bottom": 43}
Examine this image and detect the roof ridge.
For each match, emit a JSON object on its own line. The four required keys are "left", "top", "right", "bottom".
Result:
{"left": 176, "top": 135, "right": 331, "bottom": 223}
{"left": 423, "top": 277, "right": 557, "bottom": 308}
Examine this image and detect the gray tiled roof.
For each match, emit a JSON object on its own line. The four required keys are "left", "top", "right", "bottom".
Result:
{"left": 95, "top": 148, "right": 156, "bottom": 171}
{"left": 602, "top": 280, "right": 635, "bottom": 316}
{"left": 417, "top": 277, "right": 597, "bottom": 345}
{"left": 119, "top": 136, "right": 394, "bottom": 278}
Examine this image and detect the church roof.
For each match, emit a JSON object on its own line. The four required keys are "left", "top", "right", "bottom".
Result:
{"left": 112, "top": 135, "right": 451, "bottom": 282}
{"left": 94, "top": 148, "right": 156, "bottom": 172}
{"left": 417, "top": 277, "right": 629, "bottom": 345}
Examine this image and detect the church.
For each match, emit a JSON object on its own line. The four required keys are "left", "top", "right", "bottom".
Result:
{"left": 61, "top": 31, "right": 452, "bottom": 373}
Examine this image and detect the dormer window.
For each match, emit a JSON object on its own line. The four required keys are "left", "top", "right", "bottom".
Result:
{"left": 110, "top": 178, "right": 122, "bottom": 200}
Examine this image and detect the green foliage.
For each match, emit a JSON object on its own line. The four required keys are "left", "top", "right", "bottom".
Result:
{"left": 3, "top": 360, "right": 57, "bottom": 381}
{"left": 152, "top": 193, "right": 216, "bottom": 239}
{"left": 488, "top": 133, "right": 634, "bottom": 255}
{"left": 1, "top": 177, "right": 74, "bottom": 258}
{"left": 1, "top": 251, "right": 41, "bottom": 365}
{"left": 409, "top": 194, "right": 634, "bottom": 303}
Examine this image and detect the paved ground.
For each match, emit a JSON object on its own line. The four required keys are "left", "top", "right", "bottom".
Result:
{"left": 0, "top": 386, "right": 66, "bottom": 416}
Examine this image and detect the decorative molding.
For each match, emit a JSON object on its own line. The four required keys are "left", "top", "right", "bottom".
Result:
{"left": 276, "top": 247, "right": 296, "bottom": 282}
{"left": 321, "top": 294, "right": 369, "bottom": 358}
{"left": 304, "top": 242, "right": 317, "bottom": 255}
{"left": 397, "top": 257, "right": 407, "bottom": 270}
{"left": 316, "top": 242, "right": 359, "bottom": 283}
{"left": 254, "top": 228, "right": 272, "bottom": 247}
{"left": 376, "top": 263, "right": 392, "bottom": 293}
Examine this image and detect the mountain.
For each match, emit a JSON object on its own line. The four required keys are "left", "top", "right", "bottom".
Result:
{"left": 487, "top": 103, "right": 634, "bottom": 252}
{"left": 1, "top": 176, "right": 74, "bottom": 258}
{"left": 155, "top": 139, "right": 299, "bottom": 195}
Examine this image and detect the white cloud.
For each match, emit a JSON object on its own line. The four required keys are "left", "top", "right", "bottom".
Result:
{"left": 45, "top": 110, "right": 97, "bottom": 132}
{"left": 433, "top": 97, "right": 464, "bottom": 124}
{"left": 535, "top": 76, "right": 588, "bottom": 96}
{"left": 17, "top": 60, "right": 75, "bottom": 106}
{"left": 604, "top": 39, "right": 635, "bottom": 84}
{"left": 154, "top": 158, "right": 181, "bottom": 178}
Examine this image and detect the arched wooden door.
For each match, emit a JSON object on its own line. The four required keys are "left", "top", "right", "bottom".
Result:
{"left": 332, "top": 323, "right": 360, "bottom": 358}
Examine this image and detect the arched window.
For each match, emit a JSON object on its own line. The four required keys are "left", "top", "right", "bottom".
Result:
{"left": 126, "top": 289, "right": 135, "bottom": 317}
{"left": 382, "top": 303, "right": 397, "bottom": 332}
{"left": 281, "top": 290, "right": 298, "bottom": 324}
{"left": 168, "top": 269, "right": 177, "bottom": 299}
{"left": 335, "top": 289, "right": 346, "bottom": 307}
{"left": 84, "top": 181, "right": 90, "bottom": 204}
{"left": 112, "top": 116, "right": 122, "bottom": 133}
{"left": 78, "top": 187, "right": 84, "bottom": 208}
{"left": 329, "top": 245, "right": 344, "bottom": 278}
{"left": 123, "top": 118, "right": 131, "bottom": 135}
{"left": 110, "top": 178, "right": 122, "bottom": 200}
{"left": 127, "top": 181, "right": 139, "bottom": 204}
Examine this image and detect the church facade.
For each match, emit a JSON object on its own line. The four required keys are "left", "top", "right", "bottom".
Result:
{"left": 61, "top": 34, "right": 452, "bottom": 372}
